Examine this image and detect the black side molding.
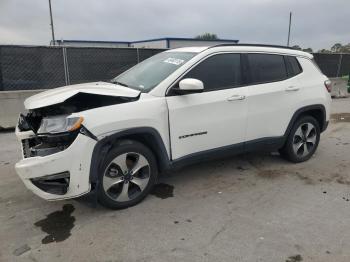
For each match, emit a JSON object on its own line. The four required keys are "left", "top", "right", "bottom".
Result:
{"left": 170, "top": 142, "right": 245, "bottom": 170}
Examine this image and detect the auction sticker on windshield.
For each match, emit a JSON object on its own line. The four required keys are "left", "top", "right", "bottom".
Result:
{"left": 163, "top": 58, "right": 185, "bottom": 66}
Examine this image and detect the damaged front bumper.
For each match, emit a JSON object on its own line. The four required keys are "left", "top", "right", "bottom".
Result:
{"left": 15, "top": 126, "right": 97, "bottom": 200}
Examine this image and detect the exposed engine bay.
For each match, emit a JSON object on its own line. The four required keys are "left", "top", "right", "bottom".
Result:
{"left": 18, "top": 92, "right": 138, "bottom": 133}
{"left": 18, "top": 92, "right": 138, "bottom": 158}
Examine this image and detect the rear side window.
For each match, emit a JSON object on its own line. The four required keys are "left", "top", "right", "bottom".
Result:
{"left": 247, "top": 54, "right": 287, "bottom": 84}
{"left": 285, "top": 56, "right": 302, "bottom": 77}
{"left": 184, "top": 53, "right": 241, "bottom": 91}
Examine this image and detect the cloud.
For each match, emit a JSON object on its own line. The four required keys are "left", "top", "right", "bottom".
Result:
{"left": 0, "top": 0, "right": 348, "bottom": 50}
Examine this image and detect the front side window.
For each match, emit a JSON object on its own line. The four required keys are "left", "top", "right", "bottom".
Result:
{"left": 247, "top": 54, "right": 287, "bottom": 84}
{"left": 183, "top": 53, "right": 242, "bottom": 91}
{"left": 112, "top": 51, "right": 196, "bottom": 92}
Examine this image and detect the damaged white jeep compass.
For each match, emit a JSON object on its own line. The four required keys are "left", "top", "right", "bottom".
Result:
{"left": 15, "top": 45, "right": 332, "bottom": 209}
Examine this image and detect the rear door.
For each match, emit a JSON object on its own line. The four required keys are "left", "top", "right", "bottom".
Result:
{"left": 245, "top": 53, "right": 303, "bottom": 142}
{"left": 166, "top": 53, "right": 248, "bottom": 160}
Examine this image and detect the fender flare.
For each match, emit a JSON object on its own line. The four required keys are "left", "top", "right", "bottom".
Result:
{"left": 89, "top": 127, "right": 170, "bottom": 184}
{"left": 283, "top": 104, "right": 327, "bottom": 138}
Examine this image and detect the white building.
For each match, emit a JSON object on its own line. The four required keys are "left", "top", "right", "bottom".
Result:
{"left": 53, "top": 37, "right": 239, "bottom": 49}
{"left": 54, "top": 40, "right": 130, "bottom": 48}
{"left": 129, "top": 37, "right": 238, "bottom": 48}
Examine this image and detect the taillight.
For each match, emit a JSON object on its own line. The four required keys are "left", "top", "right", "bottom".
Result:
{"left": 324, "top": 80, "right": 332, "bottom": 93}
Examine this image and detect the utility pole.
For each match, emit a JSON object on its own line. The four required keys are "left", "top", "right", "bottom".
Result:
{"left": 287, "top": 12, "right": 292, "bottom": 46}
{"left": 48, "top": 0, "right": 56, "bottom": 45}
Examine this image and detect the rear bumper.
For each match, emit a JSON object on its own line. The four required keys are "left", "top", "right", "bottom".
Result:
{"left": 15, "top": 132, "right": 97, "bottom": 200}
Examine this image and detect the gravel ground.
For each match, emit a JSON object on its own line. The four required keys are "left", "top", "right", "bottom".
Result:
{"left": 0, "top": 97, "right": 350, "bottom": 262}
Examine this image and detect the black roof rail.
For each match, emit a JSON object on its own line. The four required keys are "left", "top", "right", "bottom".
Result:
{"left": 208, "top": 43, "right": 296, "bottom": 50}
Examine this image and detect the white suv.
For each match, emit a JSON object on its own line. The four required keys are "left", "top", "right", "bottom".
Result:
{"left": 15, "top": 44, "right": 332, "bottom": 209}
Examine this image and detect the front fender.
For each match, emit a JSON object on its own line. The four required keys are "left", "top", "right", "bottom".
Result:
{"left": 89, "top": 127, "right": 171, "bottom": 184}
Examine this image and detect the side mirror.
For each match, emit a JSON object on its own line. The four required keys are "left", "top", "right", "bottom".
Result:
{"left": 173, "top": 78, "right": 204, "bottom": 95}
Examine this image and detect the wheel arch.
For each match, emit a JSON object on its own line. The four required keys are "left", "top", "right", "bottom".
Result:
{"left": 284, "top": 104, "right": 327, "bottom": 138}
{"left": 89, "top": 127, "right": 170, "bottom": 184}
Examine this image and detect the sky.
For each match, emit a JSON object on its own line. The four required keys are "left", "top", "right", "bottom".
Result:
{"left": 0, "top": 0, "right": 349, "bottom": 50}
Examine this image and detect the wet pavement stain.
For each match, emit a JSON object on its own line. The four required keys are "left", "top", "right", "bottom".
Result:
{"left": 257, "top": 170, "right": 283, "bottom": 179}
{"left": 237, "top": 166, "right": 248, "bottom": 171}
{"left": 342, "top": 197, "right": 350, "bottom": 202}
{"left": 295, "top": 172, "right": 314, "bottom": 185}
{"left": 13, "top": 244, "right": 31, "bottom": 256}
{"left": 150, "top": 183, "right": 174, "bottom": 199}
{"left": 286, "top": 254, "right": 303, "bottom": 262}
{"left": 34, "top": 204, "right": 75, "bottom": 244}
{"left": 336, "top": 177, "right": 350, "bottom": 185}
{"left": 331, "top": 113, "right": 350, "bottom": 123}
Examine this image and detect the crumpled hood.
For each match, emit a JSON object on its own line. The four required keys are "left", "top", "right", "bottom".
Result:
{"left": 24, "top": 81, "right": 140, "bottom": 110}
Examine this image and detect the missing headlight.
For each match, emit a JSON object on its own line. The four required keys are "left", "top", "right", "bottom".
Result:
{"left": 21, "top": 131, "right": 79, "bottom": 158}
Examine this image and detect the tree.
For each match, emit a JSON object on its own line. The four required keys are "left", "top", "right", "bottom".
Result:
{"left": 318, "top": 49, "right": 331, "bottom": 53}
{"left": 327, "top": 43, "right": 350, "bottom": 53}
{"left": 195, "top": 33, "right": 218, "bottom": 40}
{"left": 291, "top": 45, "right": 313, "bottom": 53}
{"left": 313, "top": 42, "right": 350, "bottom": 53}
{"left": 291, "top": 45, "right": 302, "bottom": 50}
{"left": 302, "top": 48, "right": 313, "bottom": 53}
{"left": 340, "top": 43, "right": 350, "bottom": 53}
{"left": 331, "top": 43, "right": 342, "bottom": 53}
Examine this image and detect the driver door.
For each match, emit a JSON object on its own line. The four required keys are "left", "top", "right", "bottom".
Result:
{"left": 166, "top": 53, "right": 248, "bottom": 160}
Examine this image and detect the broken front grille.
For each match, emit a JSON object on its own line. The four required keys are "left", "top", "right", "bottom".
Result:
{"left": 20, "top": 132, "right": 78, "bottom": 158}
{"left": 21, "top": 139, "right": 34, "bottom": 158}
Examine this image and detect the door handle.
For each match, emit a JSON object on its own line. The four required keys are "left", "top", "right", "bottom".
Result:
{"left": 227, "top": 95, "right": 246, "bottom": 101}
{"left": 285, "top": 86, "right": 300, "bottom": 91}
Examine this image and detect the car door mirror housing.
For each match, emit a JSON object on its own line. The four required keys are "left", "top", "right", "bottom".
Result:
{"left": 173, "top": 78, "right": 204, "bottom": 95}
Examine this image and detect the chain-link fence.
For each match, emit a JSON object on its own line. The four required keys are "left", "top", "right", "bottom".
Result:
{"left": 0, "top": 45, "right": 349, "bottom": 91}
{"left": 0, "top": 46, "right": 66, "bottom": 90}
{"left": 313, "top": 53, "right": 350, "bottom": 78}
{"left": 0, "top": 45, "right": 165, "bottom": 91}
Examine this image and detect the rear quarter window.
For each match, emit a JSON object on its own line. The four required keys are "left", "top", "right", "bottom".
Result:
{"left": 285, "top": 56, "right": 303, "bottom": 77}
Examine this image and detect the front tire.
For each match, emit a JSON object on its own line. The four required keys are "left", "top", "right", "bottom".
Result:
{"left": 97, "top": 140, "right": 158, "bottom": 209}
{"left": 279, "top": 116, "right": 320, "bottom": 163}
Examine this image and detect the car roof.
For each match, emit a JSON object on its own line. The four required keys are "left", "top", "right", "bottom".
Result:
{"left": 168, "top": 45, "right": 313, "bottom": 59}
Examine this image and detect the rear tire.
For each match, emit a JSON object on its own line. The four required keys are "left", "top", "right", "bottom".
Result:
{"left": 279, "top": 116, "right": 320, "bottom": 163}
{"left": 97, "top": 140, "right": 158, "bottom": 209}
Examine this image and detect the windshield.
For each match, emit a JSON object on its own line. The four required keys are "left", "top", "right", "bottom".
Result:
{"left": 112, "top": 51, "right": 196, "bottom": 92}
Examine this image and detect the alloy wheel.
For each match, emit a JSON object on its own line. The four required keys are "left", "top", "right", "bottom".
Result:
{"left": 292, "top": 122, "right": 317, "bottom": 157}
{"left": 102, "top": 152, "right": 150, "bottom": 202}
